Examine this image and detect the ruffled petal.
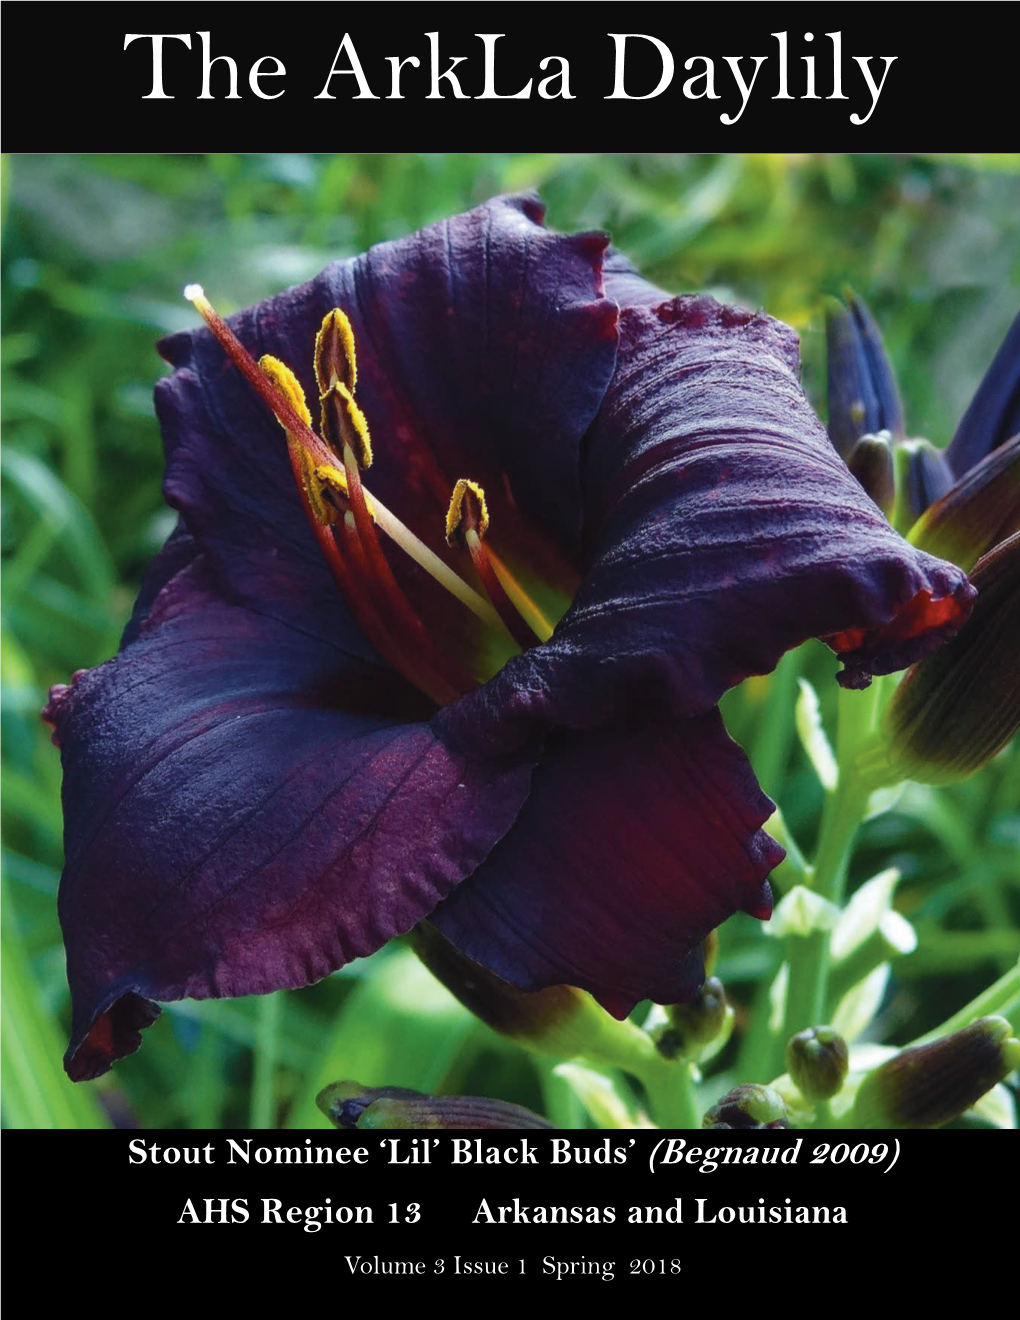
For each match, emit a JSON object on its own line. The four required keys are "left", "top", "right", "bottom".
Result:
{"left": 945, "top": 307, "right": 1020, "bottom": 477}
{"left": 441, "top": 296, "right": 975, "bottom": 753}
{"left": 603, "top": 248, "right": 670, "bottom": 309}
{"left": 432, "top": 709, "right": 780, "bottom": 1015}
{"left": 54, "top": 559, "right": 537, "bottom": 1079}
{"left": 155, "top": 192, "right": 618, "bottom": 637}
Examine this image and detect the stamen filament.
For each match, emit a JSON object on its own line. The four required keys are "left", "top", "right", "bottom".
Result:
{"left": 338, "top": 514, "right": 463, "bottom": 706}
{"left": 485, "top": 546, "right": 555, "bottom": 643}
{"left": 184, "top": 285, "right": 501, "bottom": 631}
{"left": 374, "top": 503, "right": 502, "bottom": 629}
{"left": 445, "top": 478, "right": 553, "bottom": 648}
{"left": 465, "top": 529, "right": 541, "bottom": 651}
{"left": 340, "top": 441, "right": 481, "bottom": 695}
{"left": 284, "top": 427, "right": 456, "bottom": 705}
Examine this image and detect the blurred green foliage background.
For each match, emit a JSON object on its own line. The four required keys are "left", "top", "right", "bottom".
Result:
{"left": 3, "top": 153, "right": 1018, "bottom": 1129}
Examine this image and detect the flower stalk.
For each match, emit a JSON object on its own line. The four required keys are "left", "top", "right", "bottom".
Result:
{"left": 779, "top": 681, "right": 880, "bottom": 1054}
{"left": 910, "top": 961, "right": 1020, "bottom": 1046}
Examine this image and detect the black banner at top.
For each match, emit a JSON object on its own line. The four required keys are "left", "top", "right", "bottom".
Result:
{"left": 1, "top": 1, "right": 1006, "bottom": 151}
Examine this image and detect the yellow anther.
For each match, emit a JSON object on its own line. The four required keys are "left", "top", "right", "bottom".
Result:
{"left": 445, "top": 479, "right": 490, "bottom": 545}
{"left": 314, "top": 308, "right": 358, "bottom": 395}
{"left": 290, "top": 447, "right": 336, "bottom": 527}
{"left": 258, "top": 355, "right": 312, "bottom": 427}
{"left": 320, "top": 379, "right": 373, "bottom": 469}
{"left": 314, "top": 463, "right": 350, "bottom": 499}
{"left": 314, "top": 464, "right": 377, "bottom": 519}
{"left": 257, "top": 358, "right": 337, "bottom": 525}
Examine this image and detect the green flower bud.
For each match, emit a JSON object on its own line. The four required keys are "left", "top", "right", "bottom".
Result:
{"left": 849, "top": 1017, "right": 1020, "bottom": 1129}
{"left": 317, "top": 1082, "right": 554, "bottom": 1130}
{"left": 657, "top": 977, "right": 731, "bottom": 1061}
{"left": 786, "top": 1026, "right": 850, "bottom": 1102}
{"left": 703, "top": 1084, "right": 789, "bottom": 1129}
{"left": 848, "top": 431, "right": 895, "bottom": 515}
{"left": 878, "top": 533, "right": 1020, "bottom": 785}
{"left": 908, "top": 434, "right": 1020, "bottom": 572}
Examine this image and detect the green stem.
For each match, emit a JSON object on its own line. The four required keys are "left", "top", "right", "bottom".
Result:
{"left": 779, "top": 684, "right": 879, "bottom": 1050}
{"left": 572, "top": 1019, "right": 699, "bottom": 1128}
{"left": 765, "top": 807, "right": 812, "bottom": 892}
{"left": 780, "top": 779, "right": 869, "bottom": 1045}
{"left": 781, "top": 930, "right": 831, "bottom": 1045}
{"left": 250, "top": 992, "right": 281, "bottom": 1130}
{"left": 537, "top": 1059, "right": 589, "bottom": 1128}
{"left": 638, "top": 1053, "right": 701, "bottom": 1130}
{"left": 752, "top": 649, "right": 802, "bottom": 795}
{"left": 738, "top": 966, "right": 786, "bottom": 1083}
{"left": 812, "top": 779, "right": 869, "bottom": 904}
{"left": 910, "top": 961, "right": 1020, "bottom": 1046}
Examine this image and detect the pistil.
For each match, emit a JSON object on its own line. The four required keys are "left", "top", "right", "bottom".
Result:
{"left": 336, "top": 511, "right": 464, "bottom": 706}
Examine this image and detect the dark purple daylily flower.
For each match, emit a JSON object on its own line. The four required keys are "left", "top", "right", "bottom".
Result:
{"left": 47, "top": 194, "right": 976, "bottom": 1081}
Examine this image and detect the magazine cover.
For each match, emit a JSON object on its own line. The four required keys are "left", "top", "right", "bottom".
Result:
{"left": 2, "top": 1, "right": 1017, "bottom": 1277}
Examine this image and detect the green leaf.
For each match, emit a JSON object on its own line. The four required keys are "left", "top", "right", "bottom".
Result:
{"left": 0, "top": 881, "right": 109, "bottom": 1129}
{"left": 831, "top": 867, "right": 902, "bottom": 960}
{"left": 795, "top": 678, "right": 838, "bottom": 791}
{"left": 966, "top": 1083, "right": 1016, "bottom": 1129}
{"left": 553, "top": 1062, "right": 645, "bottom": 1129}
{"left": 832, "top": 965, "right": 891, "bottom": 1043}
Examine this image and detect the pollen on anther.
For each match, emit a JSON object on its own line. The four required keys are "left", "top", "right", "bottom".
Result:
{"left": 446, "top": 479, "right": 490, "bottom": 544}
{"left": 315, "top": 464, "right": 376, "bottom": 519}
{"left": 183, "top": 283, "right": 205, "bottom": 303}
{"left": 321, "top": 380, "right": 373, "bottom": 470}
{"left": 315, "top": 308, "right": 358, "bottom": 394}
{"left": 259, "top": 355, "right": 312, "bottom": 427}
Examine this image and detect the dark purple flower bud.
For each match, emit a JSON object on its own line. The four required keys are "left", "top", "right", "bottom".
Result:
{"left": 880, "top": 533, "right": 1020, "bottom": 784}
{"left": 317, "top": 1081, "right": 554, "bottom": 1130}
{"left": 850, "top": 1018, "right": 1020, "bottom": 1129}
{"left": 896, "top": 438, "right": 956, "bottom": 527}
{"left": 945, "top": 308, "right": 1020, "bottom": 479}
{"left": 847, "top": 431, "right": 895, "bottom": 515}
{"left": 703, "top": 1084, "right": 788, "bottom": 1129}
{"left": 908, "top": 434, "right": 1020, "bottom": 572}
{"left": 825, "top": 291, "right": 904, "bottom": 460}
{"left": 786, "top": 1026, "right": 849, "bottom": 1102}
